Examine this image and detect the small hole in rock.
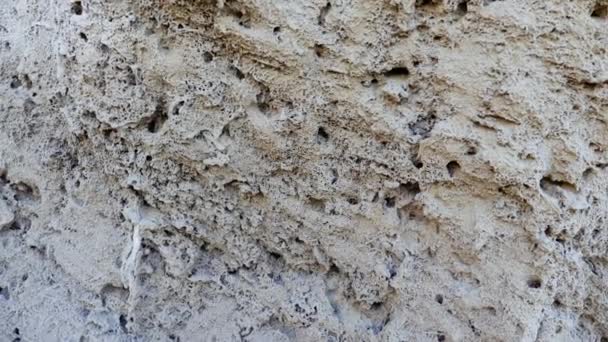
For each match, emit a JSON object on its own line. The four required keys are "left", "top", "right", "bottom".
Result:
{"left": 79, "top": 32, "right": 88, "bottom": 41}
{"left": 540, "top": 175, "right": 577, "bottom": 193}
{"left": 318, "top": 2, "right": 331, "bottom": 26}
{"left": 317, "top": 127, "right": 329, "bottom": 143}
{"left": 172, "top": 101, "right": 184, "bottom": 116}
{"left": 400, "top": 181, "right": 421, "bottom": 195}
{"left": 269, "top": 251, "right": 282, "bottom": 260}
{"left": 124, "top": 67, "right": 137, "bottom": 85}
{"left": 71, "top": 1, "right": 83, "bottom": 15}
{"left": 370, "top": 302, "right": 383, "bottom": 310}
{"left": 330, "top": 169, "right": 338, "bottom": 184}
{"left": 435, "top": 294, "right": 444, "bottom": 304}
{"left": 466, "top": 146, "right": 477, "bottom": 155}
{"left": 457, "top": 1, "right": 468, "bottom": 13}
{"left": 256, "top": 85, "right": 271, "bottom": 113}
{"left": 230, "top": 66, "right": 245, "bottom": 80}
{"left": 273, "top": 26, "right": 281, "bottom": 34}
{"left": 220, "top": 124, "right": 231, "bottom": 138}
{"left": 527, "top": 277, "right": 542, "bottom": 289}
{"left": 416, "top": 0, "right": 437, "bottom": 8}
{"left": 437, "top": 334, "right": 446, "bottom": 342}
{"left": 308, "top": 197, "right": 326, "bottom": 212}
{"left": 257, "top": 100, "right": 269, "bottom": 113}
{"left": 99, "top": 43, "right": 110, "bottom": 54}
{"left": 446, "top": 161, "right": 460, "bottom": 177}
{"left": 119, "top": 314, "right": 128, "bottom": 333}
{"left": 12, "top": 182, "right": 38, "bottom": 202}
{"left": 10, "top": 76, "right": 21, "bottom": 89}
{"left": 591, "top": 3, "right": 608, "bottom": 18}
{"left": 147, "top": 100, "right": 168, "bottom": 133}
{"left": 314, "top": 44, "right": 327, "bottom": 57}
{"left": 0, "top": 286, "right": 9, "bottom": 300}
{"left": 583, "top": 168, "right": 594, "bottom": 178}
{"left": 203, "top": 52, "right": 214, "bottom": 63}
{"left": 385, "top": 67, "right": 410, "bottom": 77}
{"left": 384, "top": 197, "right": 396, "bottom": 208}
{"left": 412, "top": 158, "right": 423, "bottom": 169}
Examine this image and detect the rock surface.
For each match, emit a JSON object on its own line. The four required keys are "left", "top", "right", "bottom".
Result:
{"left": 1, "top": 0, "right": 608, "bottom": 341}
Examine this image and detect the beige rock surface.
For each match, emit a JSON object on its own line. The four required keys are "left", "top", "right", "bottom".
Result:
{"left": 1, "top": 0, "right": 608, "bottom": 341}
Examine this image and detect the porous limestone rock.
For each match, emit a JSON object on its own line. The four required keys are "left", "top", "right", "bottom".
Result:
{"left": 1, "top": 0, "right": 608, "bottom": 341}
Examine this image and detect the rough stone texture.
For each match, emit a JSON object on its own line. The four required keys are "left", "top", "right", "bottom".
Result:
{"left": 1, "top": 0, "right": 608, "bottom": 341}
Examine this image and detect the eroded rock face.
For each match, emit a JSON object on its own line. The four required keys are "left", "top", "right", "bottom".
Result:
{"left": 1, "top": 0, "right": 608, "bottom": 340}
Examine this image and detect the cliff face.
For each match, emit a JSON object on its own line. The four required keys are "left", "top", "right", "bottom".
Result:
{"left": 1, "top": 0, "right": 608, "bottom": 341}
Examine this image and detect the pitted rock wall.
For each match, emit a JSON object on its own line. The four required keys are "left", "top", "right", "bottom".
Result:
{"left": 1, "top": 0, "right": 608, "bottom": 341}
